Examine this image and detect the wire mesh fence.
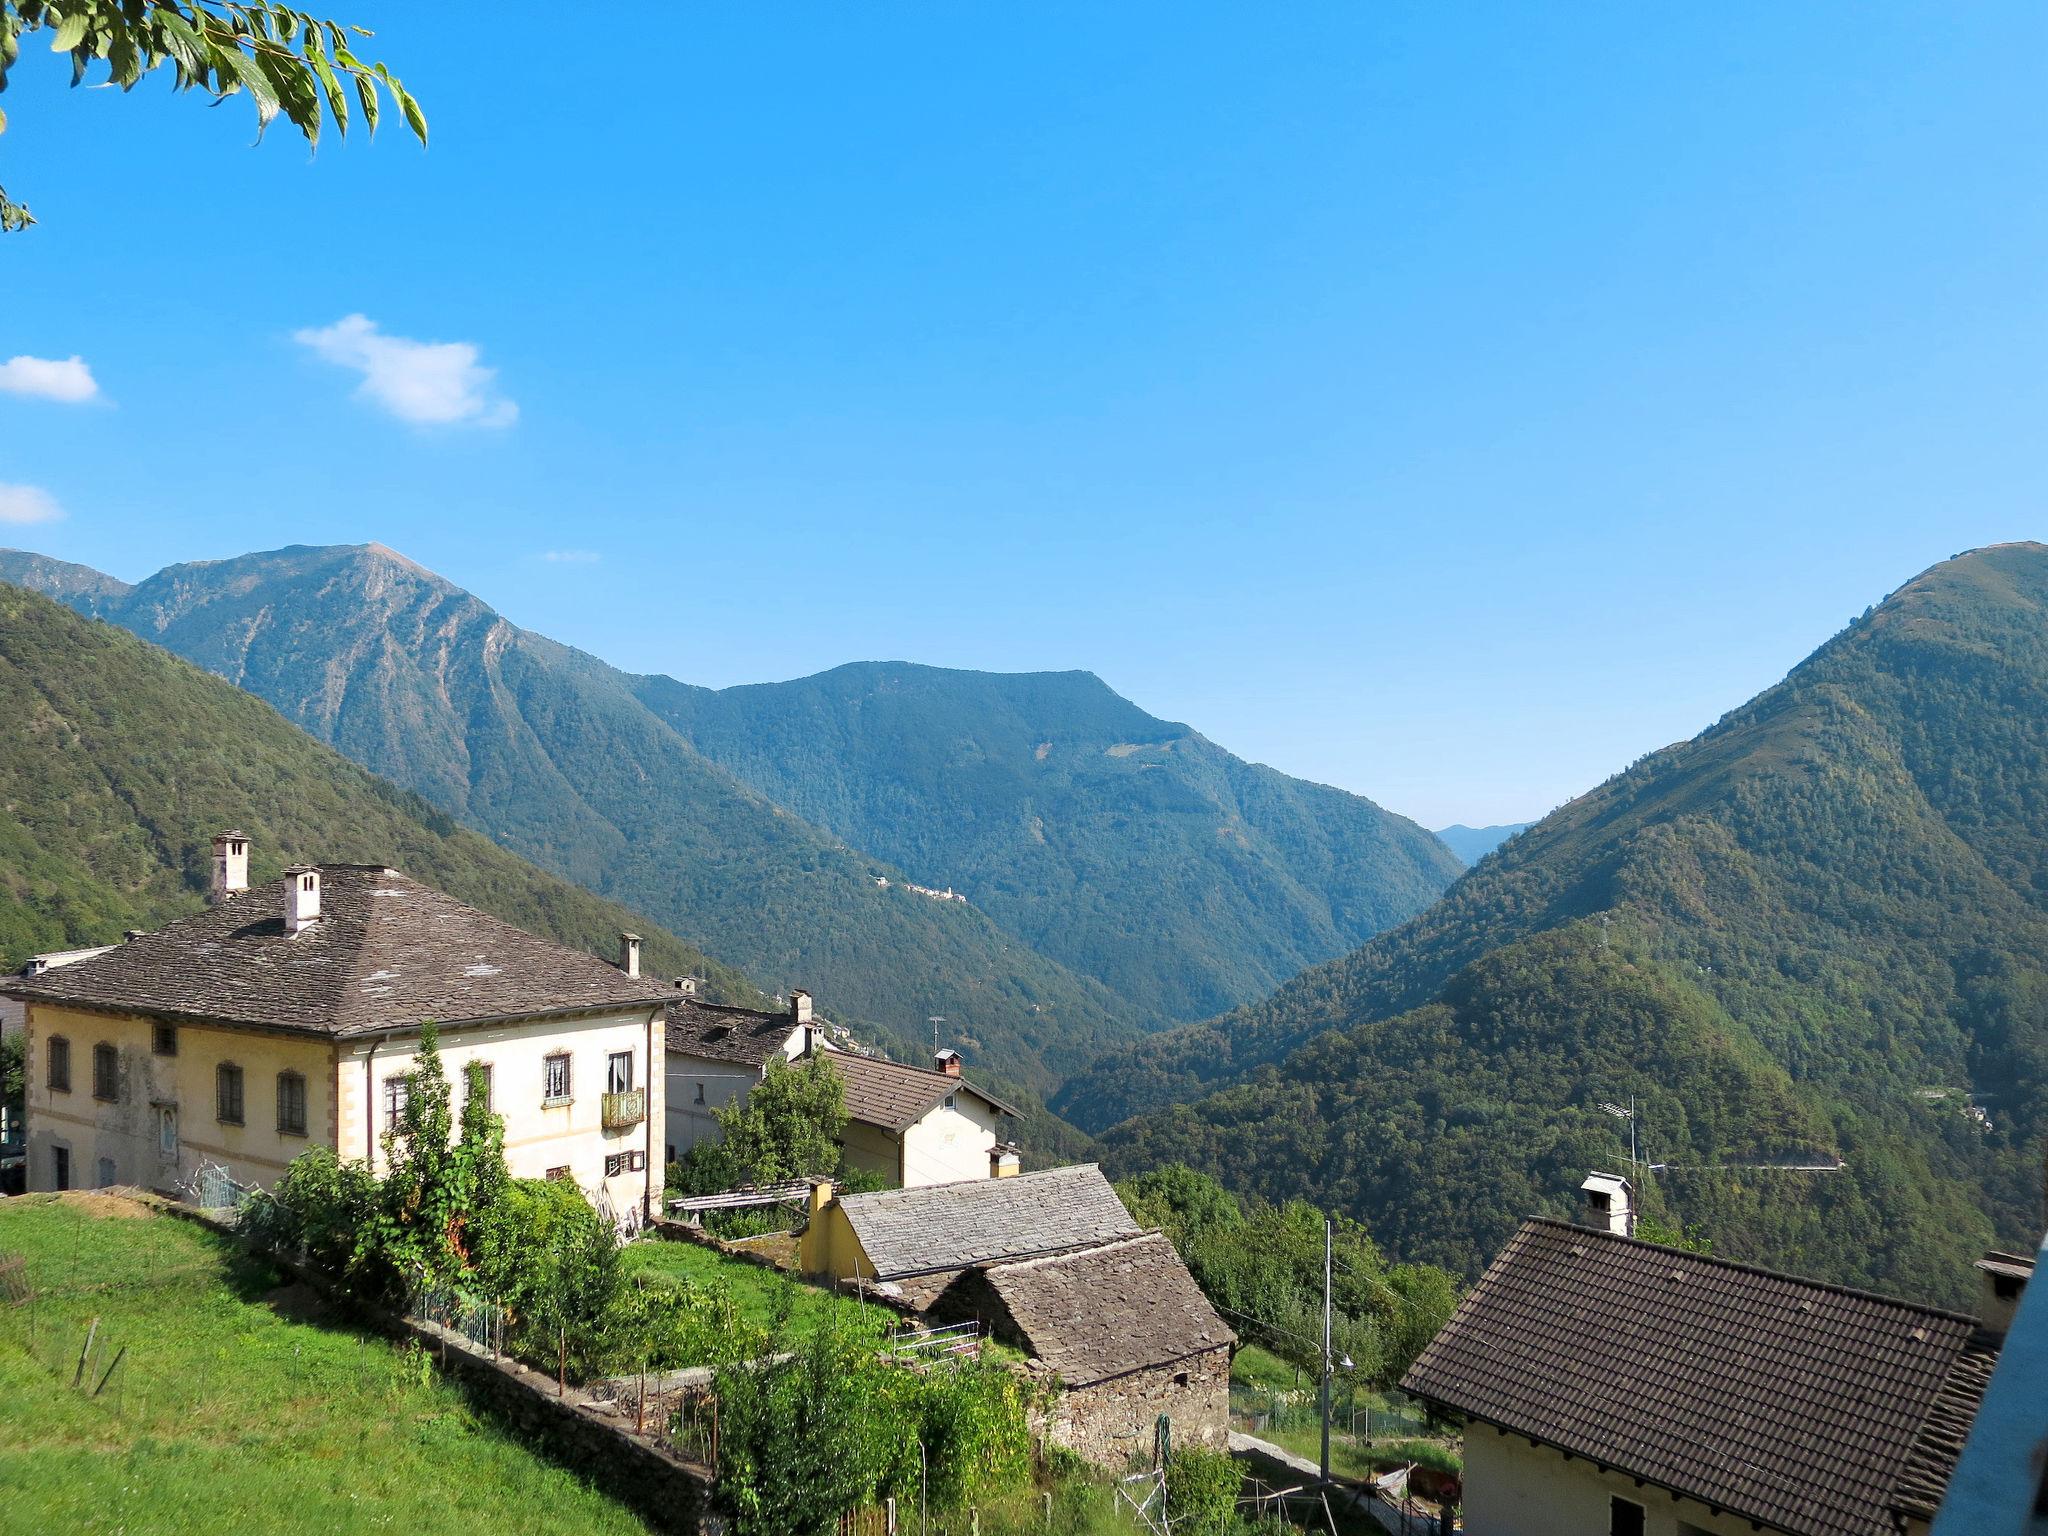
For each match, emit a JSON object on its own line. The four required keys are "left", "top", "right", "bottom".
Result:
{"left": 405, "top": 1273, "right": 507, "bottom": 1357}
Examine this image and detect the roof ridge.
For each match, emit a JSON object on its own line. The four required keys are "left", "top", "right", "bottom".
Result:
{"left": 986, "top": 1229, "right": 1165, "bottom": 1275}
{"left": 1523, "top": 1217, "right": 1981, "bottom": 1324}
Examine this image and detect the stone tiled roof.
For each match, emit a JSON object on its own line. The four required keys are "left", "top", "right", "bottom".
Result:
{"left": 836, "top": 1163, "right": 1141, "bottom": 1280}
{"left": 2, "top": 866, "right": 675, "bottom": 1037}
{"left": 827, "top": 1051, "right": 1018, "bottom": 1132}
{"left": 665, "top": 998, "right": 803, "bottom": 1067}
{"left": 981, "top": 1232, "right": 1234, "bottom": 1386}
{"left": 1402, "top": 1218, "right": 1995, "bottom": 1536}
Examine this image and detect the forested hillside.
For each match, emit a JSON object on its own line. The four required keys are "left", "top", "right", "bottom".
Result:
{"left": 0, "top": 545, "right": 1134, "bottom": 1096}
{"left": 634, "top": 662, "right": 1458, "bottom": 1022}
{"left": 0, "top": 583, "right": 755, "bottom": 1001}
{"left": 1089, "top": 544, "right": 2048, "bottom": 1306}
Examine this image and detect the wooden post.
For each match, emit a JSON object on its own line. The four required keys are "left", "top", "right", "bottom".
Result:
{"left": 72, "top": 1316, "right": 99, "bottom": 1389}
{"left": 93, "top": 1345, "right": 127, "bottom": 1397}
{"left": 558, "top": 1329, "right": 567, "bottom": 1398}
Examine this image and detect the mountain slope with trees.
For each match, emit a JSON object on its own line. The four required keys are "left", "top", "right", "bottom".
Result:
{"left": 1087, "top": 543, "right": 2048, "bottom": 1305}
{"left": 634, "top": 661, "right": 1458, "bottom": 1022}
{"left": 0, "top": 544, "right": 1134, "bottom": 1095}
{"left": 0, "top": 581, "right": 756, "bottom": 1003}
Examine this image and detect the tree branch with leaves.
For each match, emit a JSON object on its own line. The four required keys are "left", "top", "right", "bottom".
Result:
{"left": 1, "top": 0, "right": 425, "bottom": 231}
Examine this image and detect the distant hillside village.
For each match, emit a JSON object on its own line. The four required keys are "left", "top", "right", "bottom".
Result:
{"left": 2, "top": 830, "right": 2043, "bottom": 1535}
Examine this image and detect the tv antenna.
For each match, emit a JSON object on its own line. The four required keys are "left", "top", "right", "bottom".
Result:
{"left": 1599, "top": 1097, "right": 1640, "bottom": 1176}
{"left": 927, "top": 1016, "right": 946, "bottom": 1058}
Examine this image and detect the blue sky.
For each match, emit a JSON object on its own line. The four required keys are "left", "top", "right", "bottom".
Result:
{"left": 4, "top": 4, "right": 2043, "bottom": 827}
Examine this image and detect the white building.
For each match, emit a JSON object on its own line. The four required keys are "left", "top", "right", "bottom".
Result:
{"left": 3, "top": 834, "right": 672, "bottom": 1224}
{"left": 664, "top": 990, "right": 1019, "bottom": 1187}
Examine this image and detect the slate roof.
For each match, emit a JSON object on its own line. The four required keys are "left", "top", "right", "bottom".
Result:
{"left": 828, "top": 1051, "right": 1019, "bottom": 1132}
{"left": 982, "top": 1232, "right": 1234, "bottom": 1386}
{"left": 2, "top": 866, "right": 676, "bottom": 1037}
{"left": 836, "top": 1163, "right": 1142, "bottom": 1280}
{"left": 1401, "top": 1218, "right": 1995, "bottom": 1536}
{"left": 1888, "top": 1327, "right": 2003, "bottom": 1524}
{"left": 665, "top": 998, "right": 803, "bottom": 1067}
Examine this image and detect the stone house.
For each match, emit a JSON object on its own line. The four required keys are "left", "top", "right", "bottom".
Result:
{"left": 1402, "top": 1195, "right": 2024, "bottom": 1536}
{"left": 4, "top": 833, "right": 673, "bottom": 1224}
{"left": 665, "top": 992, "right": 1019, "bottom": 1187}
{"left": 929, "top": 1231, "right": 1235, "bottom": 1463}
{"left": 800, "top": 1163, "right": 1233, "bottom": 1464}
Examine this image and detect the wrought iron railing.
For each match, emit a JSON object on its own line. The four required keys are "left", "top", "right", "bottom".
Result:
{"left": 601, "top": 1089, "right": 646, "bottom": 1129}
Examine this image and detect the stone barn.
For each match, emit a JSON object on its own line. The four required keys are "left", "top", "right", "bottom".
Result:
{"left": 932, "top": 1230, "right": 1235, "bottom": 1465}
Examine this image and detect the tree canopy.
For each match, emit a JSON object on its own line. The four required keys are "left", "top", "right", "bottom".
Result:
{"left": 2, "top": 0, "right": 425, "bottom": 231}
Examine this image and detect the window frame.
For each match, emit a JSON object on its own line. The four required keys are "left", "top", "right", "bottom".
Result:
{"left": 464, "top": 1061, "right": 494, "bottom": 1116}
{"left": 383, "top": 1074, "right": 411, "bottom": 1127}
{"left": 152, "top": 1022, "right": 177, "bottom": 1057}
{"left": 545, "top": 1165, "right": 572, "bottom": 1183}
{"left": 1610, "top": 1495, "right": 1647, "bottom": 1536}
{"left": 606, "top": 1050, "right": 634, "bottom": 1095}
{"left": 52, "top": 1144, "right": 71, "bottom": 1190}
{"left": 542, "top": 1052, "right": 573, "bottom": 1106}
{"left": 92, "top": 1042, "right": 119, "bottom": 1103}
{"left": 216, "top": 1061, "right": 246, "bottom": 1126}
{"left": 46, "top": 1034, "right": 71, "bottom": 1093}
{"left": 276, "top": 1070, "right": 308, "bottom": 1138}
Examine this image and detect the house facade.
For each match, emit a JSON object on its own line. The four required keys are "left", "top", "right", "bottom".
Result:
{"left": 664, "top": 993, "right": 1020, "bottom": 1188}
{"left": 5, "top": 835, "right": 672, "bottom": 1224}
{"left": 1403, "top": 1192, "right": 2016, "bottom": 1536}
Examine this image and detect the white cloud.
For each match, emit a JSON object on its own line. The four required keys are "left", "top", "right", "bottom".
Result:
{"left": 542, "top": 549, "right": 601, "bottom": 564}
{"left": 0, "top": 483, "right": 64, "bottom": 524}
{"left": 0, "top": 355, "right": 99, "bottom": 404}
{"left": 292, "top": 314, "right": 518, "bottom": 428}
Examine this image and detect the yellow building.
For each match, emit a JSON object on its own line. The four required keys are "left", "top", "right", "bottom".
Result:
{"left": 5, "top": 833, "right": 673, "bottom": 1225}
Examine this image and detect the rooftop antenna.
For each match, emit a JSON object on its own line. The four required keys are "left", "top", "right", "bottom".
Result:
{"left": 1599, "top": 1097, "right": 1640, "bottom": 1178}
{"left": 927, "top": 1016, "right": 945, "bottom": 1058}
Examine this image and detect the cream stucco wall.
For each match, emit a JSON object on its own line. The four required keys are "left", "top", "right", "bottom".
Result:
{"left": 898, "top": 1094, "right": 1001, "bottom": 1187}
{"left": 26, "top": 1001, "right": 664, "bottom": 1224}
{"left": 339, "top": 1008, "right": 664, "bottom": 1225}
{"left": 661, "top": 1028, "right": 810, "bottom": 1167}
{"left": 1462, "top": 1424, "right": 1785, "bottom": 1536}
{"left": 24, "top": 1002, "right": 334, "bottom": 1196}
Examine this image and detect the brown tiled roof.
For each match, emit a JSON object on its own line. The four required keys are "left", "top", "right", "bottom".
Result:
{"left": 835, "top": 1163, "right": 1141, "bottom": 1280}
{"left": 2, "top": 866, "right": 674, "bottom": 1037}
{"left": 981, "top": 1232, "right": 1234, "bottom": 1386}
{"left": 1401, "top": 1218, "right": 1992, "bottom": 1536}
{"left": 665, "top": 998, "right": 802, "bottom": 1067}
{"left": 827, "top": 1051, "right": 1018, "bottom": 1132}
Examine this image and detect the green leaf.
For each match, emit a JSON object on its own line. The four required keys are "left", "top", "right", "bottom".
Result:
{"left": 353, "top": 67, "right": 378, "bottom": 136}
{"left": 392, "top": 78, "right": 425, "bottom": 146}
{"left": 50, "top": 11, "right": 90, "bottom": 52}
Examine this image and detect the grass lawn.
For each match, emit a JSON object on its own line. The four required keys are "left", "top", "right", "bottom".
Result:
{"left": 620, "top": 1235, "right": 895, "bottom": 1334}
{"left": 0, "top": 1192, "right": 647, "bottom": 1536}
{"left": 1230, "top": 1341, "right": 1307, "bottom": 1392}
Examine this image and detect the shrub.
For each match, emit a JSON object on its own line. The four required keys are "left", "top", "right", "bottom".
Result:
{"left": 1162, "top": 1446, "right": 1241, "bottom": 1535}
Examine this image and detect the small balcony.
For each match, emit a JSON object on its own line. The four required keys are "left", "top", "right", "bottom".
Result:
{"left": 601, "top": 1089, "right": 646, "bottom": 1130}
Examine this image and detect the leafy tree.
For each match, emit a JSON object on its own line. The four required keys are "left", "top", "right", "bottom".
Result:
{"left": 1, "top": 1031, "right": 22, "bottom": 1119}
{"left": 1162, "top": 1446, "right": 1242, "bottom": 1535}
{"left": 1634, "top": 1213, "right": 1714, "bottom": 1255}
{"left": 715, "top": 1054, "right": 847, "bottom": 1185}
{"left": 1, "top": 0, "right": 426, "bottom": 231}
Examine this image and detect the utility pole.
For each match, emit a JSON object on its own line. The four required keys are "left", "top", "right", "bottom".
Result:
{"left": 1320, "top": 1216, "right": 1333, "bottom": 1485}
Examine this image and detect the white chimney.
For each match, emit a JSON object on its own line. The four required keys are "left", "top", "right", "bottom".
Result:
{"left": 211, "top": 831, "right": 250, "bottom": 903}
{"left": 790, "top": 989, "right": 813, "bottom": 1025}
{"left": 935, "top": 1047, "right": 963, "bottom": 1077}
{"left": 619, "top": 933, "right": 641, "bottom": 979}
{"left": 1579, "top": 1172, "right": 1635, "bottom": 1238}
{"left": 284, "top": 866, "right": 322, "bottom": 932}
{"left": 1975, "top": 1252, "right": 2034, "bottom": 1339}
{"left": 675, "top": 975, "right": 699, "bottom": 996}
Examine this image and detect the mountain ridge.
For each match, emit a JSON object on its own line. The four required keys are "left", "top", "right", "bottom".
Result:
{"left": 1081, "top": 542, "right": 2048, "bottom": 1305}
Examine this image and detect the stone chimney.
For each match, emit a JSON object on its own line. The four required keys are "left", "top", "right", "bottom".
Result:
{"left": 1975, "top": 1252, "right": 2034, "bottom": 1339}
{"left": 123, "top": 930, "right": 144, "bottom": 943}
{"left": 619, "top": 933, "right": 641, "bottom": 979}
{"left": 990, "top": 1144, "right": 1020, "bottom": 1179}
{"left": 210, "top": 831, "right": 250, "bottom": 903}
{"left": 284, "top": 866, "right": 322, "bottom": 932}
{"left": 675, "top": 975, "right": 699, "bottom": 997}
{"left": 790, "top": 989, "right": 813, "bottom": 1026}
{"left": 1579, "top": 1172, "right": 1635, "bottom": 1238}
{"left": 934, "top": 1047, "right": 963, "bottom": 1078}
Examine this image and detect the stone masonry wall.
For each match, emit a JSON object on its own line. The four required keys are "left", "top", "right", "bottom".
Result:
{"left": 1050, "top": 1345, "right": 1232, "bottom": 1467}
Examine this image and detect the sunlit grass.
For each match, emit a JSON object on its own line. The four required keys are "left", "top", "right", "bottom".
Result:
{"left": 0, "top": 1192, "right": 646, "bottom": 1536}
